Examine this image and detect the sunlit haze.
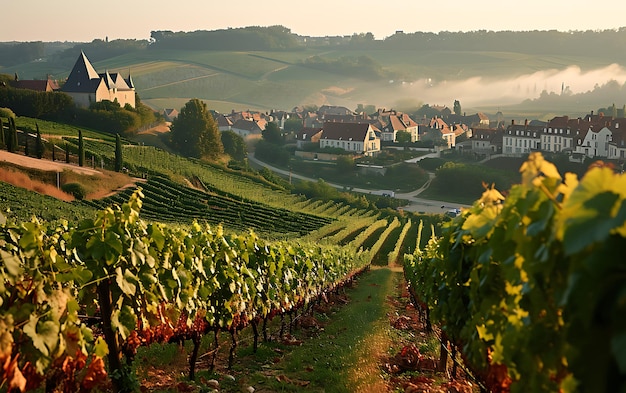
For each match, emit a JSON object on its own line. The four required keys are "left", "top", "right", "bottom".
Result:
{"left": 3, "top": 0, "right": 626, "bottom": 42}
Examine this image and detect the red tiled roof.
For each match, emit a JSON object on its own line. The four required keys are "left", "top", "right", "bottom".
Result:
{"left": 13, "top": 79, "right": 59, "bottom": 92}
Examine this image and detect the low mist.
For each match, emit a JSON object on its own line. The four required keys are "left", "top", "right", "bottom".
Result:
{"left": 362, "top": 64, "right": 626, "bottom": 112}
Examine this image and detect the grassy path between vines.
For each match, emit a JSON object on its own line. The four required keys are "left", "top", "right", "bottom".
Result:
{"left": 229, "top": 267, "right": 399, "bottom": 392}
{"left": 136, "top": 266, "right": 474, "bottom": 393}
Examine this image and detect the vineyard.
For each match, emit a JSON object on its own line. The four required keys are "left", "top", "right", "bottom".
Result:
{"left": 80, "top": 175, "right": 333, "bottom": 237}
{"left": 404, "top": 153, "right": 626, "bottom": 393}
{"left": 2, "top": 118, "right": 447, "bottom": 392}
{"left": 0, "top": 190, "right": 375, "bottom": 392}
{"left": 4, "top": 114, "right": 623, "bottom": 392}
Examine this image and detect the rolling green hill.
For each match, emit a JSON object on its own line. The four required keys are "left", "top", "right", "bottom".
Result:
{"left": 4, "top": 45, "right": 626, "bottom": 116}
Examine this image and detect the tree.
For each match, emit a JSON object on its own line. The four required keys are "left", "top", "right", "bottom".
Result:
{"left": 336, "top": 155, "right": 355, "bottom": 173}
{"left": 0, "top": 118, "right": 4, "bottom": 149}
{"left": 283, "top": 118, "right": 304, "bottom": 133}
{"left": 612, "top": 103, "right": 617, "bottom": 118}
{"left": 262, "top": 122, "right": 283, "bottom": 145}
{"left": 453, "top": 100, "right": 462, "bottom": 116}
{"left": 35, "top": 123, "right": 44, "bottom": 159}
{"left": 24, "top": 137, "right": 29, "bottom": 157}
{"left": 65, "top": 143, "right": 70, "bottom": 163}
{"left": 221, "top": 130, "right": 247, "bottom": 161}
{"left": 78, "top": 130, "right": 85, "bottom": 167}
{"left": 115, "top": 133, "right": 123, "bottom": 172}
{"left": 170, "top": 98, "right": 223, "bottom": 159}
{"left": 51, "top": 143, "right": 56, "bottom": 161}
{"left": 396, "top": 130, "right": 412, "bottom": 144}
{"left": 7, "top": 117, "right": 17, "bottom": 153}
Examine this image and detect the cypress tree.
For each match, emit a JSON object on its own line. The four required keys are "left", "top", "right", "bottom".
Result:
{"left": 78, "top": 129, "right": 85, "bottom": 167}
{"left": 11, "top": 118, "right": 18, "bottom": 154}
{"left": 7, "top": 117, "right": 16, "bottom": 153}
{"left": 0, "top": 118, "right": 5, "bottom": 149}
{"left": 115, "top": 133, "right": 123, "bottom": 172}
{"left": 24, "top": 137, "right": 29, "bottom": 157}
{"left": 35, "top": 123, "right": 44, "bottom": 159}
{"left": 65, "top": 142, "right": 70, "bottom": 163}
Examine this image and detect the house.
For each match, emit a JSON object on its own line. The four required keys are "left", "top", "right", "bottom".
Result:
{"left": 471, "top": 128, "right": 502, "bottom": 154}
{"left": 294, "top": 127, "right": 323, "bottom": 148}
{"left": 422, "top": 117, "right": 456, "bottom": 147}
{"left": 541, "top": 116, "right": 586, "bottom": 155}
{"left": 61, "top": 51, "right": 135, "bottom": 108}
{"left": 231, "top": 119, "right": 265, "bottom": 138}
{"left": 610, "top": 127, "right": 626, "bottom": 160}
{"left": 267, "top": 110, "right": 290, "bottom": 129}
{"left": 163, "top": 108, "right": 178, "bottom": 122}
{"left": 502, "top": 120, "right": 542, "bottom": 155}
{"left": 215, "top": 114, "right": 233, "bottom": 132}
{"left": 372, "top": 110, "right": 419, "bottom": 142}
{"left": 318, "top": 105, "right": 354, "bottom": 116}
{"left": 319, "top": 122, "right": 381, "bottom": 156}
{"left": 12, "top": 76, "right": 60, "bottom": 92}
{"left": 573, "top": 123, "right": 612, "bottom": 158}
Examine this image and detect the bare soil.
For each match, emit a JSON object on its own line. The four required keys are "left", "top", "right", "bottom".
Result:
{"left": 0, "top": 151, "right": 138, "bottom": 201}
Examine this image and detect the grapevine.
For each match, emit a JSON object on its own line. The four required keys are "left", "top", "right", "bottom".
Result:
{"left": 1, "top": 190, "right": 370, "bottom": 392}
{"left": 404, "top": 153, "right": 626, "bottom": 393}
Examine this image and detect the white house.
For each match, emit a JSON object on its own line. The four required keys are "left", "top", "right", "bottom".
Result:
{"left": 320, "top": 122, "right": 381, "bottom": 156}
{"left": 503, "top": 121, "right": 542, "bottom": 155}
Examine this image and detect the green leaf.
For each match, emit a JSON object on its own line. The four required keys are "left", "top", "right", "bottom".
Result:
{"left": 94, "top": 336, "right": 109, "bottom": 358}
{"left": 476, "top": 324, "right": 494, "bottom": 342}
{"left": 148, "top": 225, "right": 165, "bottom": 251}
{"left": 611, "top": 333, "right": 626, "bottom": 373}
{"left": 562, "top": 191, "right": 622, "bottom": 255}
{"left": 559, "top": 374, "right": 579, "bottom": 393}
{"left": 111, "top": 305, "right": 136, "bottom": 340}
{"left": 23, "top": 315, "right": 59, "bottom": 357}
{"left": 115, "top": 267, "right": 137, "bottom": 296}
{"left": 0, "top": 250, "right": 22, "bottom": 277}
{"left": 491, "top": 333, "right": 505, "bottom": 364}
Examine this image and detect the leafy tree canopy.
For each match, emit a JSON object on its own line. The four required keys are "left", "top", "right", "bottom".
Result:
{"left": 262, "top": 122, "right": 284, "bottom": 145}
{"left": 170, "top": 98, "right": 224, "bottom": 159}
{"left": 221, "top": 130, "right": 247, "bottom": 161}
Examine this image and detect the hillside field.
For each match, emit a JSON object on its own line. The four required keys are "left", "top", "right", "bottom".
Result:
{"left": 4, "top": 47, "right": 625, "bottom": 116}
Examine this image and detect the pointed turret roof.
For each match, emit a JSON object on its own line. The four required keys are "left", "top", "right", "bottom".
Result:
{"left": 62, "top": 51, "right": 101, "bottom": 93}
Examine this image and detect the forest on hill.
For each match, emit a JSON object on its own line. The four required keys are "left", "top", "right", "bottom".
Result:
{"left": 4, "top": 26, "right": 626, "bottom": 64}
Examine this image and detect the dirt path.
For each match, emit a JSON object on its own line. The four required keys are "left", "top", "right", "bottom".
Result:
{"left": 0, "top": 150, "right": 102, "bottom": 175}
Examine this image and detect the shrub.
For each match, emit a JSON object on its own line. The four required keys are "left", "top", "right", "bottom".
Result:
{"left": 0, "top": 107, "right": 16, "bottom": 119}
{"left": 61, "top": 182, "right": 87, "bottom": 200}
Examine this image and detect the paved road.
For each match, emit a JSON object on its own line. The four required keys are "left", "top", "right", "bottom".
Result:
{"left": 247, "top": 154, "right": 470, "bottom": 214}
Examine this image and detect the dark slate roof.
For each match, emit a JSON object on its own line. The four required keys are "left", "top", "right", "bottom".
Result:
{"left": 232, "top": 119, "right": 263, "bottom": 133}
{"left": 322, "top": 122, "right": 372, "bottom": 141}
{"left": 295, "top": 127, "right": 323, "bottom": 141}
{"left": 62, "top": 51, "right": 101, "bottom": 93}
{"left": 318, "top": 105, "right": 354, "bottom": 116}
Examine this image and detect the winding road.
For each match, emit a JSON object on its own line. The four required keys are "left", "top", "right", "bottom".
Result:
{"left": 247, "top": 153, "right": 470, "bottom": 214}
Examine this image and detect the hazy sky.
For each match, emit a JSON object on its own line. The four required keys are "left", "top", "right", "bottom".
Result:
{"left": 3, "top": 0, "right": 626, "bottom": 42}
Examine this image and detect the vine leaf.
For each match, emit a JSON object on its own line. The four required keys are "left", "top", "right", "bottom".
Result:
{"left": 562, "top": 191, "right": 624, "bottom": 255}
{"left": 23, "top": 316, "right": 59, "bottom": 358}
{"left": 0, "top": 250, "right": 22, "bottom": 277}
{"left": 611, "top": 333, "right": 626, "bottom": 373}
